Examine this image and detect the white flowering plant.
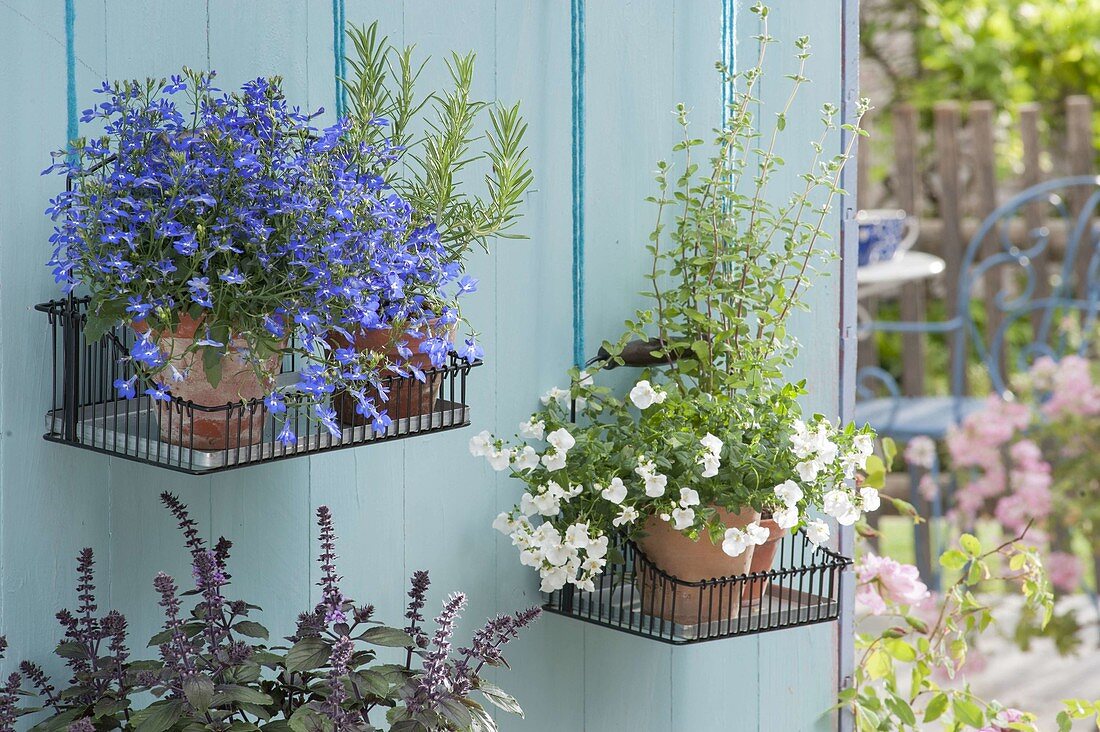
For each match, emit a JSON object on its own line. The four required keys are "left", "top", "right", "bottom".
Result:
{"left": 472, "top": 374, "right": 890, "bottom": 593}
{"left": 474, "top": 6, "right": 889, "bottom": 594}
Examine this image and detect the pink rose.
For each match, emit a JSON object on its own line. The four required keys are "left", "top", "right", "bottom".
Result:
{"left": 856, "top": 553, "right": 930, "bottom": 614}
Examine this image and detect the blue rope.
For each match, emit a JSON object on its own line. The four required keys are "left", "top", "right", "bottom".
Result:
{"left": 721, "top": 0, "right": 735, "bottom": 122}
{"left": 65, "top": 0, "right": 77, "bottom": 150}
{"left": 332, "top": 0, "right": 346, "bottom": 118}
{"left": 570, "top": 0, "right": 586, "bottom": 368}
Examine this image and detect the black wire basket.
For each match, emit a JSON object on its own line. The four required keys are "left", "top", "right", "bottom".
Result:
{"left": 543, "top": 529, "right": 851, "bottom": 644}
{"left": 37, "top": 296, "right": 479, "bottom": 474}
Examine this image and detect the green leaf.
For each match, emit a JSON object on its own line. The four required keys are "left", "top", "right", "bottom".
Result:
{"left": 131, "top": 700, "right": 184, "bottom": 732}
{"left": 886, "top": 696, "right": 917, "bottom": 726}
{"left": 952, "top": 697, "right": 986, "bottom": 727}
{"left": 359, "top": 626, "right": 414, "bottom": 647}
{"left": 212, "top": 685, "right": 274, "bottom": 706}
{"left": 183, "top": 675, "right": 214, "bottom": 714}
{"left": 1009, "top": 553, "right": 1027, "bottom": 571}
{"left": 232, "top": 620, "right": 269, "bottom": 640}
{"left": 478, "top": 680, "right": 524, "bottom": 717}
{"left": 940, "top": 550, "right": 968, "bottom": 571}
{"left": 1056, "top": 711, "right": 1072, "bottom": 732}
{"left": 467, "top": 702, "right": 497, "bottom": 732}
{"left": 260, "top": 722, "right": 294, "bottom": 732}
{"left": 287, "top": 706, "right": 328, "bottom": 732}
{"left": 30, "top": 708, "right": 82, "bottom": 732}
{"left": 884, "top": 638, "right": 917, "bottom": 662}
{"left": 960, "top": 533, "right": 982, "bottom": 556}
{"left": 865, "top": 649, "right": 892, "bottom": 680}
{"left": 94, "top": 697, "right": 130, "bottom": 719}
{"left": 202, "top": 346, "right": 223, "bottom": 389}
{"left": 54, "top": 641, "right": 89, "bottom": 660}
{"left": 285, "top": 637, "right": 331, "bottom": 672}
{"left": 923, "top": 692, "right": 948, "bottom": 722}
{"left": 881, "top": 437, "right": 897, "bottom": 469}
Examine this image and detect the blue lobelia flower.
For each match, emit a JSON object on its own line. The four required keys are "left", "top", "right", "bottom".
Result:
{"left": 264, "top": 391, "right": 287, "bottom": 414}
{"left": 144, "top": 382, "right": 171, "bottom": 402}
{"left": 113, "top": 375, "right": 137, "bottom": 399}
{"left": 276, "top": 420, "right": 296, "bottom": 446}
{"left": 457, "top": 338, "right": 484, "bottom": 365}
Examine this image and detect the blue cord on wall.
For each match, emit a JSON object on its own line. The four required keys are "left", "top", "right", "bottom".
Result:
{"left": 332, "top": 0, "right": 347, "bottom": 118}
{"left": 721, "top": 0, "right": 735, "bottom": 121}
{"left": 570, "top": 0, "right": 586, "bottom": 369}
{"left": 65, "top": 0, "right": 77, "bottom": 150}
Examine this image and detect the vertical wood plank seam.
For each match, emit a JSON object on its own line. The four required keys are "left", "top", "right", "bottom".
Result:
{"left": 570, "top": 0, "right": 586, "bottom": 367}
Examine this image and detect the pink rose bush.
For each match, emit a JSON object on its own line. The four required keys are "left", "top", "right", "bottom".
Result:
{"left": 939, "top": 353, "right": 1100, "bottom": 600}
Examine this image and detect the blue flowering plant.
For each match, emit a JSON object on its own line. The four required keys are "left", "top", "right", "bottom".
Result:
{"left": 44, "top": 68, "right": 483, "bottom": 442}
{"left": 0, "top": 493, "right": 539, "bottom": 732}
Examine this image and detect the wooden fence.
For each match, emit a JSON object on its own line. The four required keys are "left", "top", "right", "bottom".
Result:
{"left": 857, "top": 95, "right": 1097, "bottom": 396}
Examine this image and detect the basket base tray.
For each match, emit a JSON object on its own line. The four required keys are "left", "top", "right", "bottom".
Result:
{"left": 45, "top": 397, "right": 470, "bottom": 471}
{"left": 544, "top": 578, "right": 840, "bottom": 642}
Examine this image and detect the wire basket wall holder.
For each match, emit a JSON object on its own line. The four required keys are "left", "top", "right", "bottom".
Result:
{"left": 543, "top": 528, "right": 851, "bottom": 644}
{"left": 37, "top": 297, "right": 480, "bottom": 474}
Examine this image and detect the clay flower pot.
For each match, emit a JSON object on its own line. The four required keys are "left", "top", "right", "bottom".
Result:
{"left": 635, "top": 505, "right": 761, "bottom": 625}
{"left": 328, "top": 320, "right": 455, "bottom": 425}
{"left": 741, "top": 516, "right": 786, "bottom": 605}
{"left": 135, "top": 315, "right": 277, "bottom": 450}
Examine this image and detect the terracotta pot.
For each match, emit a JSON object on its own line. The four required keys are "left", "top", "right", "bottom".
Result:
{"left": 635, "top": 505, "right": 761, "bottom": 625}
{"left": 742, "top": 516, "right": 786, "bottom": 605}
{"left": 328, "top": 321, "right": 455, "bottom": 425}
{"left": 135, "top": 316, "right": 277, "bottom": 450}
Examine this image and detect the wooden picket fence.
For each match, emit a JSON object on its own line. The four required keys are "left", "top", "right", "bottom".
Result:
{"left": 857, "top": 95, "right": 1097, "bottom": 396}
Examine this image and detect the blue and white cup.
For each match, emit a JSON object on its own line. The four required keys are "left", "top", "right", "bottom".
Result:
{"left": 856, "top": 209, "right": 919, "bottom": 267}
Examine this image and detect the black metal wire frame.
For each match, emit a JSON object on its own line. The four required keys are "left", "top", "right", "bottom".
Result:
{"left": 543, "top": 530, "right": 852, "bottom": 645}
{"left": 36, "top": 296, "right": 480, "bottom": 475}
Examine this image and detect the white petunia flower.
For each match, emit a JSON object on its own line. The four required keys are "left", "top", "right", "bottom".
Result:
{"left": 540, "top": 566, "right": 570, "bottom": 593}
{"left": 577, "top": 370, "right": 594, "bottom": 387}
{"left": 612, "top": 506, "right": 640, "bottom": 527}
{"left": 601, "top": 477, "right": 628, "bottom": 504}
{"left": 519, "top": 417, "right": 546, "bottom": 439}
{"left": 574, "top": 577, "right": 596, "bottom": 593}
{"left": 698, "top": 452, "right": 721, "bottom": 478}
{"left": 805, "top": 519, "right": 831, "bottom": 546}
{"left": 700, "top": 432, "right": 723, "bottom": 455}
{"left": 628, "top": 380, "right": 664, "bottom": 409}
{"left": 794, "top": 459, "right": 821, "bottom": 483}
{"left": 468, "top": 430, "right": 494, "bottom": 457}
{"left": 546, "top": 427, "right": 576, "bottom": 453}
{"left": 822, "top": 489, "right": 860, "bottom": 526}
{"left": 487, "top": 448, "right": 513, "bottom": 471}
{"left": 774, "top": 479, "right": 804, "bottom": 507}
{"left": 643, "top": 472, "right": 668, "bottom": 498}
{"left": 532, "top": 493, "right": 561, "bottom": 517}
{"left": 519, "top": 493, "right": 538, "bottom": 517}
{"left": 492, "top": 512, "right": 515, "bottom": 534}
{"left": 679, "top": 487, "right": 701, "bottom": 507}
{"left": 721, "top": 527, "right": 751, "bottom": 558}
{"left": 540, "top": 387, "right": 570, "bottom": 406}
{"left": 565, "top": 523, "right": 591, "bottom": 549}
{"left": 774, "top": 505, "right": 799, "bottom": 530}
{"left": 512, "top": 445, "right": 540, "bottom": 472}
{"left": 671, "top": 507, "right": 696, "bottom": 530}
{"left": 541, "top": 449, "right": 567, "bottom": 472}
{"left": 635, "top": 456, "right": 658, "bottom": 478}
{"left": 586, "top": 535, "right": 609, "bottom": 560}
{"left": 860, "top": 486, "right": 881, "bottom": 512}
{"left": 853, "top": 433, "right": 875, "bottom": 457}
{"left": 520, "top": 548, "right": 542, "bottom": 567}
{"left": 582, "top": 556, "right": 605, "bottom": 573}
{"left": 745, "top": 522, "right": 770, "bottom": 545}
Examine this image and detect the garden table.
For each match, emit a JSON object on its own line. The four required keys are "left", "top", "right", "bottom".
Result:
{"left": 856, "top": 250, "right": 946, "bottom": 299}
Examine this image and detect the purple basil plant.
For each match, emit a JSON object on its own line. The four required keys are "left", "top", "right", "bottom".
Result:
{"left": 0, "top": 493, "right": 539, "bottom": 732}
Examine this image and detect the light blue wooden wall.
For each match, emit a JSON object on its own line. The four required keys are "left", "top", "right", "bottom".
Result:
{"left": 0, "top": 2, "right": 850, "bottom": 730}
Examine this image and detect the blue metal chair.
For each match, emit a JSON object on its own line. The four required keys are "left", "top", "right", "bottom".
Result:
{"left": 856, "top": 176, "right": 1100, "bottom": 583}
